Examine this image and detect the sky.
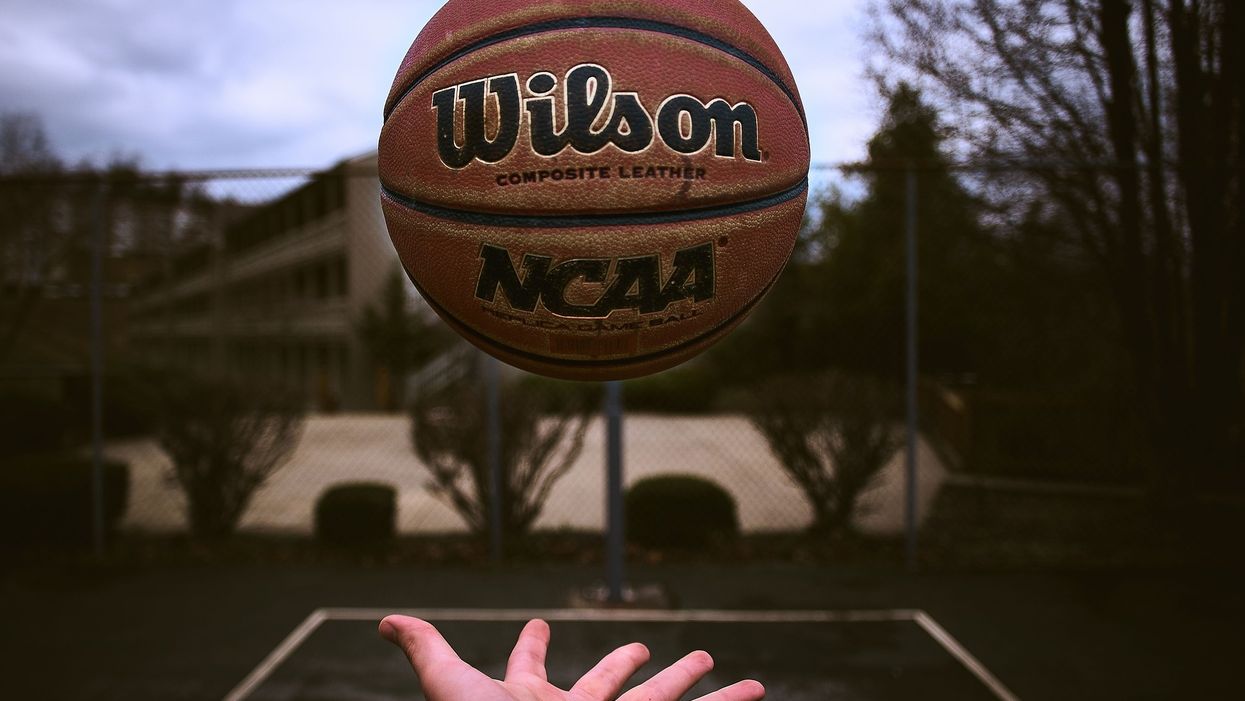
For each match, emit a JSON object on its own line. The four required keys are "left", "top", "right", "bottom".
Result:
{"left": 0, "top": 0, "right": 877, "bottom": 174}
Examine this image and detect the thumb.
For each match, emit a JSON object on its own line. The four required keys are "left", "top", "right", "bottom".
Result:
{"left": 379, "top": 616, "right": 462, "bottom": 673}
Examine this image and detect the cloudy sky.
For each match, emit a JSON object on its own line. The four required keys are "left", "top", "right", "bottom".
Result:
{"left": 0, "top": 0, "right": 877, "bottom": 172}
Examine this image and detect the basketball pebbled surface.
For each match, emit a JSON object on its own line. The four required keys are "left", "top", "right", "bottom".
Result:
{"left": 379, "top": 0, "right": 810, "bottom": 380}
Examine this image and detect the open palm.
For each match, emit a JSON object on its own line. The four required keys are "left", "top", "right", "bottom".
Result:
{"left": 380, "top": 616, "right": 765, "bottom": 701}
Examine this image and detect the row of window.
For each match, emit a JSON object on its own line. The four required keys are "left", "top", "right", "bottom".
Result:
{"left": 224, "top": 170, "right": 347, "bottom": 256}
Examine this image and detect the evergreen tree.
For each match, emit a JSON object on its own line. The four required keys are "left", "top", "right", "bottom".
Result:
{"left": 824, "top": 84, "right": 997, "bottom": 380}
{"left": 356, "top": 268, "right": 450, "bottom": 411}
{"left": 714, "top": 85, "right": 998, "bottom": 384}
{"left": 873, "top": 0, "right": 1245, "bottom": 490}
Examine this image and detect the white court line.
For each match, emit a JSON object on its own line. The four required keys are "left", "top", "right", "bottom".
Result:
{"left": 913, "top": 611, "right": 1021, "bottom": 701}
{"left": 223, "top": 607, "right": 1019, "bottom": 701}
{"left": 222, "top": 609, "right": 327, "bottom": 701}
{"left": 325, "top": 607, "right": 922, "bottom": 624}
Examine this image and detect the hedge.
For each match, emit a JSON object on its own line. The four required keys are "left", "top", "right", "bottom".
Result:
{"left": 0, "top": 453, "right": 129, "bottom": 550}
{"left": 625, "top": 474, "right": 738, "bottom": 549}
{"left": 315, "top": 482, "right": 397, "bottom": 547}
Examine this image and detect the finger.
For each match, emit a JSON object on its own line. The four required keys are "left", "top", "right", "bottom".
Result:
{"left": 505, "top": 619, "right": 551, "bottom": 682}
{"left": 569, "top": 642, "right": 650, "bottom": 699}
{"left": 692, "top": 679, "right": 766, "bottom": 701}
{"left": 381, "top": 616, "right": 503, "bottom": 700}
{"left": 379, "top": 616, "right": 463, "bottom": 672}
{"left": 619, "top": 650, "right": 714, "bottom": 701}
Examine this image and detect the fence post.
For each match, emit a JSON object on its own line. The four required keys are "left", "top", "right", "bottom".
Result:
{"left": 905, "top": 165, "right": 920, "bottom": 572}
{"left": 604, "top": 380, "right": 625, "bottom": 603}
{"left": 90, "top": 180, "right": 107, "bottom": 559}
{"left": 484, "top": 353, "right": 503, "bottom": 562}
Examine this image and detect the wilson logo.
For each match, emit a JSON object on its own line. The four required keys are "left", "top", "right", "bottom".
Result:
{"left": 475, "top": 241, "right": 715, "bottom": 318}
{"left": 432, "top": 65, "right": 762, "bottom": 168}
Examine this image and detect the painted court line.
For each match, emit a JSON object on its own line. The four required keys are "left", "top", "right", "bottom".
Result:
{"left": 912, "top": 611, "right": 1021, "bottom": 701}
{"left": 223, "top": 609, "right": 327, "bottom": 701}
{"left": 324, "top": 607, "right": 923, "bottom": 624}
{"left": 223, "top": 607, "right": 1019, "bottom": 701}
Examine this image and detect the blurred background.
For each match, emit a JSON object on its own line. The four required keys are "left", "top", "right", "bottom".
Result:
{"left": 0, "top": 1, "right": 1241, "bottom": 700}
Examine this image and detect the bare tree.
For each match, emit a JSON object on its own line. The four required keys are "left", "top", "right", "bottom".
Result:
{"left": 0, "top": 116, "right": 214, "bottom": 366}
{"left": 0, "top": 113, "right": 58, "bottom": 174}
{"left": 870, "top": 0, "right": 1244, "bottom": 489}
{"left": 0, "top": 113, "right": 76, "bottom": 364}
{"left": 410, "top": 364, "right": 595, "bottom": 537}
{"left": 157, "top": 373, "right": 304, "bottom": 539}
{"left": 749, "top": 372, "right": 903, "bottom": 535}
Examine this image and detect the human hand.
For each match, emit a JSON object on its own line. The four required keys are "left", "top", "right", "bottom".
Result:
{"left": 379, "top": 615, "right": 765, "bottom": 701}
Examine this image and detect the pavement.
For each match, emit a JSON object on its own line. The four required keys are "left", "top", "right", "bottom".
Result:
{"left": 105, "top": 413, "right": 946, "bottom": 537}
{"left": 1, "top": 562, "right": 1241, "bottom": 700}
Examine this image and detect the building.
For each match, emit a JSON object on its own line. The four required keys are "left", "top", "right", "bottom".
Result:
{"left": 129, "top": 152, "right": 416, "bottom": 411}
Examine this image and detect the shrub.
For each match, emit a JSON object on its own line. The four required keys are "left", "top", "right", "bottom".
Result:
{"left": 964, "top": 387, "right": 1147, "bottom": 484}
{"left": 0, "top": 389, "right": 71, "bottom": 458}
{"left": 315, "top": 482, "right": 397, "bottom": 547}
{"left": 625, "top": 474, "right": 739, "bottom": 549}
{"left": 0, "top": 453, "right": 129, "bottom": 550}
{"left": 157, "top": 372, "right": 304, "bottom": 539}
{"left": 411, "top": 361, "right": 597, "bottom": 539}
{"left": 747, "top": 371, "right": 902, "bottom": 536}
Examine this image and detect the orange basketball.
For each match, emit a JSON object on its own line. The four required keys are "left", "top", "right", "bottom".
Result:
{"left": 379, "top": 0, "right": 809, "bottom": 381}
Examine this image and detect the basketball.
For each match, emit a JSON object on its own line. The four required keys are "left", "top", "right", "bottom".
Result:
{"left": 378, "top": 0, "right": 809, "bottom": 380}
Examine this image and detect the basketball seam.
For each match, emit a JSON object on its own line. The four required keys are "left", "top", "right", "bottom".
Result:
{"left": 382, "top": 17, "right": 806, "bottom": 130}
{"left": 381, "top": 177, "right": 808, "bottom": 228}
{"left": 401, "top": 254, "right": 784, "bottom": 371}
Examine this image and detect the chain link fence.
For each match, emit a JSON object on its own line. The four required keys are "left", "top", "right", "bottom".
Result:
{"left": 2, "top": 154, "right": 1241, "bottom": 568}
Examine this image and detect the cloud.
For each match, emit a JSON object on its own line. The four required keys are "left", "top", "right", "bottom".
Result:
{"left": 748, "top": 0, "right": 876, "bottom": 161}
{"left": 0, "top": 0, "right": 877, "bottom": 170}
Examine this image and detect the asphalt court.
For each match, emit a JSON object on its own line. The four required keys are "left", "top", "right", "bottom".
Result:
{"left": 226, "top": 609, "right": 1019, "bottom": 701}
